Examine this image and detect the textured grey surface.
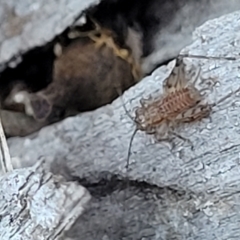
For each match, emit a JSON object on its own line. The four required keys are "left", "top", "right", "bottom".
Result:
{"left": 0, "top": 159, "right": 91, "bottom": 240}
{"left": 142, "top": 0, "right": 240, "bottom": 73}
{"left": 0, "top": 0, "right": 99, "bottom": 67}
{"left": 7, "top": 11, "right": 240, "bottom": 239}
{"left": 1, "top": 0, "right": 240, "bottom": 139}
{"left": 0, "top": 0, "right": 239, "bottom": 72}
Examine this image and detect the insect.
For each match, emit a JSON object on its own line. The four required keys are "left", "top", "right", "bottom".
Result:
{"left": 123, "top": 55, "right": 240, "bottom": 171}
{"left": 2, "top": 16, "right": 143, "bottom": 137}
{"left": 92, "top": 30, "right": 142, "bottom": 81}
{"left": 85, "top": 17, "right": 143, "bottom": 82}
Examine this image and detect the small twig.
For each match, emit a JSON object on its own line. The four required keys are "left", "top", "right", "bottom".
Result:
{"left": 0, "top": 110, "right": 13, "bottom": 173}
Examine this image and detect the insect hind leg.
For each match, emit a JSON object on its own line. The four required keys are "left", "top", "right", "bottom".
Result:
{"left": 153, "top": 124, "right": 176, "bottom": 150}
{"left": 154, "top": 128, "right": 193, "bottom": 150}
{"left": 169, "top": 130, "right": 194, "bottom": 150}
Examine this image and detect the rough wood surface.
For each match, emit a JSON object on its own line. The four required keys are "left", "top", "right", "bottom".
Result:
{"left": 0, "top": 158, "right": 91, "bottom": 240}
{"left": 1, "top": 0, "right": 240, "bottom": 139}
{"left": 6, "top": 10, "right": 240, "bottom": 240}
{"left": 142, "top": 0, "right": 240, "bottom": 73}
{"left": 0, "top": 0, "right": 99, "bottom": 69}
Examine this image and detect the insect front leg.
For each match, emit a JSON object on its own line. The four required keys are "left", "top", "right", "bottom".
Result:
{"left": 166, "top": 104, "right": 212, "bottom": 149}
{"left": 152, "top": 123, "right": 176, "bottom": 150}
{"left": 169, "top": 130, "right": 194, "bottom": 150}
{"left": 166, "top": 119, "right": 195, "bottom": 149}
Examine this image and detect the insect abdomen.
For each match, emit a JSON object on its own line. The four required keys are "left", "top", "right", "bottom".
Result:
{"left": 138, "top": 88, "right": 200, "bottom": 128}
{"left": 161, "top": 88, "right": 199, "bottom": 114}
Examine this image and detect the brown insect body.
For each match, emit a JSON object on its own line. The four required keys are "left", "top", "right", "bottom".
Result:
{"left": 87, "top": 20, "right": 143, "bottom": 81}
{"left": 135, "top": 87, "right": 202, "bottom": 131}
{"left": 3, "top": 18, "right": 143, "bottom": 125}
{"left": 125, "top": 54, "right": 240, "bottom": 170}
{"left": 133, "top": 58, "right": 210, "bottom": 136}
{"left": 124, "top": 57, "right": 213, "bottom": 169}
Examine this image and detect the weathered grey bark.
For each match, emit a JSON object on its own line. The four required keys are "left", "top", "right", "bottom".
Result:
{"left": 0, "top": 158, "right": 91, "bottom": 240}
{"left": 142, "top": 0, "right": 240, "bottom": 73}
{"left": 1, "top": 0, "right": 240, "bottom": 138}
{"left": 0, "top": 0, "right": 99, "bottom": 69}
{"left": 1, "top": 0, "right": 240, "bottom": 72}
{"left": 6, "top": 11, "right": 240, "bottom": 239}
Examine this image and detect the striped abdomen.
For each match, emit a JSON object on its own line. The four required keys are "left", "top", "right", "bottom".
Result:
{"left": 135, "top": 87, "right": 201, "bottom": 130}
{"left": 160, "top": 88, "right": 200, "bottom": 115}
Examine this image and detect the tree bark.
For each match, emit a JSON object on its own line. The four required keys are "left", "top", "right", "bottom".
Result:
{"left": 0, "top": 0, "right": 99, "bottom": 69}
{"left": 0, "top": 158, "right": 91, "bottom": 240}
{"left": 6, "top": 11, "right": 240, "bottom": 240}
{"left": 1, "top": 0, "right": 240, "bottom": 138}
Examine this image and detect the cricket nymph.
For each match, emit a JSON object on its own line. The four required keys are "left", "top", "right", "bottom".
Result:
{"left": 124, "top": 57, "right": 211, "bottom": 169}
{"left": 134, "top": 88, "right": 206, "bottom": 132}
{"left": 133, "top": 57, "right": 211, "bottom": 137}
{"left": 125, "top": 56, "right": 239, "bottom": 169}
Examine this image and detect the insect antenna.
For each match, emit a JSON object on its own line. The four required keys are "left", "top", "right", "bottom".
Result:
{"left": 179, "top": 53, "right": 237, "bottom": 61}
{"left": 211, "top": 86, "right": 240, "bottom": 109}
{"left": 115, "top": 86, "right": 142, "bottom": 214}
{"left": 119, "top": 91, "right": 136, "bottom": 123}
{"left": 126, "top": 127, "right": 138, "bottom": 170}
{"left": 115, "top": 86, "right": 141, "bottom": 171}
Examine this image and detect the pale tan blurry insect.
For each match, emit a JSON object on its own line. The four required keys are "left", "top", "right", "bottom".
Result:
{"left": 91, "top": 24, "right": 143, "bottom": 81}
{"left": 122, "top": 56, "right": 240, "bottom": 170}
{"left": 68, "top": 16, "right": 143, "bottom": 82}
